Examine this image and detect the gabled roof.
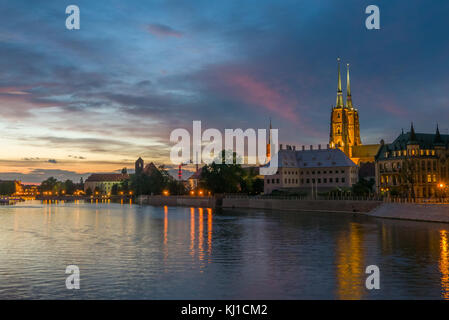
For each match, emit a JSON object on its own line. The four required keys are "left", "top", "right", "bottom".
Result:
{"left": 376, "top": 131, "right": 449, "bottom": 161}
{"left": 143, "top": 162, "right": 158, "bottom": 175}
{"left": 264, "top": 148, "right": 357, "bottom": 169}
{"left": 85, "top": 173, "right": 129, "bottom": 182}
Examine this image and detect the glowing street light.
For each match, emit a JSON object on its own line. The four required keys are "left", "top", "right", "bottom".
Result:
{"left": 163, "top": 190, "right": 169, "bottom": 196}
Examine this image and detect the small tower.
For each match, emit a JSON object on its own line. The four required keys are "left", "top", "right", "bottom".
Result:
{"left": 135, "top": 157, "right": 144, "bottom": 175}
{"left": 266, "top": 118, "right": 272, "bottom": 162}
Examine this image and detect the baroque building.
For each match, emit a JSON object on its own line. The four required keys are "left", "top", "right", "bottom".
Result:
{"left": 375, "top": 124, "right": 449, "bottom": 198}
{"left": 263, "top": 144, "right": 358, "bottom": 195}
{"left": 329, "top": 59, "right": 380, "bottom": 165}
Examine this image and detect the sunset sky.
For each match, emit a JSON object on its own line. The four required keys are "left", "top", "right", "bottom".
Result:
{"left": 1, "top": 0, "right": 449, "bottom": 182}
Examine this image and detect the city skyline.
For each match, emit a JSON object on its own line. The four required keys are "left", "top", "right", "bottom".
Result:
{"left": 1, "top": 0, "right": 449, "bottom": 182}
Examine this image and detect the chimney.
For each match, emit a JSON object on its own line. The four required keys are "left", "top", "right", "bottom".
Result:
{"left": 310, "top": 145, "right": 313, "bottom": 150}
{"left": 318, "top": 144, "right": 321, "bottom": 150}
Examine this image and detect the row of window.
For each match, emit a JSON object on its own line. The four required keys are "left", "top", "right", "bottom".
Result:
{"left": 379, "top": 160, "right": 442, "bottom": 171}
{"left": 385, "top": 149, "right": 436, "bottom": 158}
{"left": 266, "top": 177, "right": 347, "bottom": 185}
{"left": 281, "top": 169, "right": 347, "bottom": 175}
{"left": 381, "top": 174, "right": 438, "bottom": 185}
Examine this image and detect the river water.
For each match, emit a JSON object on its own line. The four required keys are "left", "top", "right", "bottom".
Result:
{"left": 0, "top": 200, "right": 448, "bottom": 299}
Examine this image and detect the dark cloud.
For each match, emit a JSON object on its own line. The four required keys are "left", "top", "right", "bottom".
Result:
{"left": 0, "top": 169, "right": 89, "bottom": 184}
{"left": 146, "top": 23, "right": 183, "bottom": 38}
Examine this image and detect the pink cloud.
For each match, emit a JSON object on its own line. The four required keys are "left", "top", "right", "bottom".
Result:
{"left": 222, "top": 72, "right": 301, "bottom": 123}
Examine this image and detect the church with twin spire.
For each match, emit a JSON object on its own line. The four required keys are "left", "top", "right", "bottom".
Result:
{"left": 329, "top": 58, "right": 380, "bottom": 165}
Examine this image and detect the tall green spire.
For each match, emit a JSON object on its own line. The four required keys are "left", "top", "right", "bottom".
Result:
{"left": 346, "top": 63, "right": 353, "bottom": 109}
{"left": 335, "top": 58, "right": 344, "bottom": 108}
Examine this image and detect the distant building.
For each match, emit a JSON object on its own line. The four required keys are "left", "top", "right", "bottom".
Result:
{"left": 187, "top": 167, "right": 204, "bottom": 190}
{"left": 375, "top": 124, "right": 449, "bottom": 198}
{"left": 329, "top": 58, "right": 380, "bottom": 164}
{"left": 263, "top": 144, "right": 358, "bottom": 194}
{"left": 84, "top": 174, "right": 129, "bottom": 194}
{"left": 134, "top": 157, "right": 159, "bottom": 176}
{"left": 135, "top": 157, "right": 144, "bottom": 175}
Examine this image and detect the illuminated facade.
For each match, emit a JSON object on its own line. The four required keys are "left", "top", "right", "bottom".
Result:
{"left": 84, "top": 173, "right": 129, "bottom": 194}
{"left": 375, "top": 124, "right": 449, "bottom": 198}
{"left": 263, "top": 144, "right": 358, "bottom": 194}
{"left": 329, "top": 59, "right": 380, "bottom": 164}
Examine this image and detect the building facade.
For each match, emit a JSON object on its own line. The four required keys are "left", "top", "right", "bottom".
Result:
{"left": 84, "top": 173, "right": 129, "bottom": 194}
{"left": 375, "top": 124, "right": 449, "bottom": 198}
{"left": 329, "top": 58, "right": 380, "bottom": 164}
{"left": 263, "top": 145, "right": 358, "bottom": 194}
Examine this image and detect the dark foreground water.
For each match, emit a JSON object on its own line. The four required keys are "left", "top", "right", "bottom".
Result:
{"left": 0, "top": 200, "right": 449, "bottom": 299}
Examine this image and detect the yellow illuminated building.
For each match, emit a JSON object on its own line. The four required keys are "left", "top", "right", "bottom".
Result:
{"left": 329, "top": 58, "right": 380, "bottom": 164}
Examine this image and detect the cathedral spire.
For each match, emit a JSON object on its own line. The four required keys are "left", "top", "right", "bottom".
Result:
{"left": 335, "top": 58, "right": 344, "bottom": 108}
{"left": 346, "top": 63, "right": 353, "bottom": 109}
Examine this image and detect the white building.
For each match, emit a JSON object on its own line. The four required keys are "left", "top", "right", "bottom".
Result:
{"left": 84, "top": 173, "right": 129, "bottom": 194}
{"left": 263, "top": 144, "right": 358, "bottom": 194}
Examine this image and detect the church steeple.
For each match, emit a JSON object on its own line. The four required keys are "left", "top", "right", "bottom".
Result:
{"left": 346, "top": 63, "right": 353, "bottom": 109}
{"left": 335, "top": 58, "right": 344, "bottom": 108}
{"left": 435, "top": 123, "right": 443, "bottom": 144}
{"left": 408, "top": 122, "right": 417, "bottom": 144}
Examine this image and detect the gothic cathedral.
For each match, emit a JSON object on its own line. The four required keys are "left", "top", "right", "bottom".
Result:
{"left": 329, "top": 58, "right": 362, "bottom": 158}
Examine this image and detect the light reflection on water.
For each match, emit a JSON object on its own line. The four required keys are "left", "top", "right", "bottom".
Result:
{"left": 1, "top": 200, "right": 449, "bottom": 299}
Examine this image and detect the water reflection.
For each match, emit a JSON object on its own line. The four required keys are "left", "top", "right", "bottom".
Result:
{"left": 440, "top": 230, "right": 449, "bottom": 299}
{"left": 1, "top": 201, "right": 449, "bottom": 299}
{"left": 336, "top": 222, "right": 364, "bottom": 300}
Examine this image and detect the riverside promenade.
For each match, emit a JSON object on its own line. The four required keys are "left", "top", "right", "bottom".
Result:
{"left": 137, "top": 195, "right": 449, "bottom": 223}
{"left": 365, "top": 203, "right": 449, "bottom": 223}
{"left": 137, "top": 195, "right": 382, "bottom": 213}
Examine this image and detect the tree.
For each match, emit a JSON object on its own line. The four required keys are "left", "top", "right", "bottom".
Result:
{"left": 352, "top": 178, "right": 375, "bottom": 196}
{"left": 40, "top": 177, "right": 58, "bottom": 192}
{"left": 399, "top": 158, "right": 419, "bottom": 201}
{"left": 64, "top": 180, "right": 76, "bottom": 195}
{"left": 252, "top": 178, "right": 264, "bottom": 194}
{"left": 200, "top": 150, "right": 245, "bottom": 194}
{"left": 0, "top": 181, "right": 15, "bottom": 196}
{"left": 121, "top": 167, "right": 127, "bottom": 174}
{"left": 85, "top": 187, "right": 92, "bottom": 196}
{"left": 111, "top": 183, "right": 119, "bottom": 196}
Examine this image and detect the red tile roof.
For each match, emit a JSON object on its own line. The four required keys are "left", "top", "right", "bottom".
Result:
{"left": 85, "top": 173, "right": 129, "bottom": 182}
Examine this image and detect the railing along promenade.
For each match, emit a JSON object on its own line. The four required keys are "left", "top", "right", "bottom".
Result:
{"left": 222, "top": 194, "right": 449, "bottom": 204}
